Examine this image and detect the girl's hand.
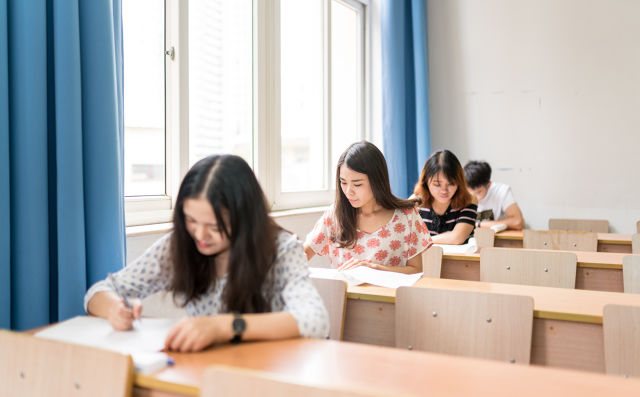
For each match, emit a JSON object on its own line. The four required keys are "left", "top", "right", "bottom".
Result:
{"left": 164, "top": 316, "right": 222, "bottom": 352}
{"left": 338, "top": 258, "right": 380, "bottom": 271}
{"left": 107, "top": 299, "right": 142, "bottom": 331}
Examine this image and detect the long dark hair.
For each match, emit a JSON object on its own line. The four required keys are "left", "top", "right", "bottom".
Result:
{"left": 334, "top": 141, "right": 416, "bottom": 248}
{"left": 169, "top": 155, "right": 279, "bottom": 313}
{"left": 413, "top": 150, "right": 472, "bottom": 210}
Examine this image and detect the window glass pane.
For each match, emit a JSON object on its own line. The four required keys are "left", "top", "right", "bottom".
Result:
{"left": 331, "top": 0, "right": 361, "bottom": 177}
{"left": 280, "top": 0, "right": 325, "bottom": 192}
{"left": 123, "top": 0, "right": 166, "bottom": 196}
{"left": 189, "top": 0, "right": 253, "bottom": 168}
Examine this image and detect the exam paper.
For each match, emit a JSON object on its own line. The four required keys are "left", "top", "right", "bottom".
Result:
{"left": 35, "top": 316, "right": 177, "bottom": 354}
{"left": 309, "top": 266, "right": 423, "bottom": 288}
{"left": 435, "top": 237, "right": 478, "bottom": 255}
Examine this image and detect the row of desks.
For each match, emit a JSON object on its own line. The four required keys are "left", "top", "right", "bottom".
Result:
{"left": 135, "top": 338, "right": 640, "bottom": 396}
{"left": 495, "top": 230, "right": 633, "bottom": 253}
{"left": 442, "top": 250, "right": 628, "bottom": 292}
{"left": 342, "top": 277, "right": 640, "bottom": 373}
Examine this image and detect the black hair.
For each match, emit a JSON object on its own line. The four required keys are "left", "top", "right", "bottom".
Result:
{"left": 463, "top": 160, "right": 492, "bottom": 189}
{"left": 414, "top": 150, "right": 472, "bottom": 210}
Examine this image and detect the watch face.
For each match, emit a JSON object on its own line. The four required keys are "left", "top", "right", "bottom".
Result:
{"left": 232, "top": 317, "right": 246, "bottom": 334}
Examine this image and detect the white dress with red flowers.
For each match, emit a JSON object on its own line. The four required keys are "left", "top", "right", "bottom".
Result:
{"left": 305, "top": 207, "right": 433, "bottom": 268}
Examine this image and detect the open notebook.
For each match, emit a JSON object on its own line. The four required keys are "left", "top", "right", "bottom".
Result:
{"left": 35, "top": 316, "right": 178, "bottom": 373}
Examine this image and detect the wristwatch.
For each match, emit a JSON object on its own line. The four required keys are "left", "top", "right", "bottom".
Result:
{"left": 230, "top": 312, "right": 246, "bottom": 344}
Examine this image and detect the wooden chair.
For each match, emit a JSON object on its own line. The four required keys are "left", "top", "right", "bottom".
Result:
{"left": 200, "top": 364, "right": 394, "bottom": 397}
{"left": 548, "top": 218, "right": 609, "bottom": 233}
{"left": 623, "top": 255, "right": 640, "bottom": 294}
{"left": 523, "top": 229, "right": 597, "bottom": 252}
{"left": 474, "top": 228, "right": 495, "bottom": 249}
{"left": 422, "top": 245, "right": 443, "bottom": 278}
{"left": 395, "top": 287, "right": 533, "bottom": 364}
{"left": 480, "top": 247, "right": 577, "bottom": 289}
{"left": 603, "top": 304, "right": 640, "bottom": 378}
{"left": 633, "top": 233, "right": 640, "bottom": 255}
{"left": 0, "top": 330, "right": 133, "bottom": 397}
{"left": 310, "top": 277, "right": 347, "bottom": 340}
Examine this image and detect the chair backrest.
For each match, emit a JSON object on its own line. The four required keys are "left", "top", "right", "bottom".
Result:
{"left": 480, "top": 247, "right": 577, "bottom": 289}
{"left": 200, "top": 365, "right": 393, "bottom": 397}
{"left": 474, "top": 228, "right": 495, "bottom": 249}
{"left": 0, "top": 330, "right": 133, "bottom": 397}
{"left": 422, "top": 245, "right": 443, "bottom": 278}
{"left": 395, "top": 287, "right": 533, "bottom": 364}
{"left": 523, "top": 229, "right": 597, "bottom": 252}
{"left": 548, "top": 218, "right": 609, "bottom": 233}
{"left": 623, "top": 255, "right": 640, "bottom": 294}
{"left": 310, "top": 277, "right": 347, "bottom": 340}
{"left": 633, "top": 233, "right": 640, "bottom": 255}
{"left": 603, "top": 304, "right": 640, "bottom": 378}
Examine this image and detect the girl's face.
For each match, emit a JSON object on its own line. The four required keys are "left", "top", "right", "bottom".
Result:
{"left": 427, "top": 172, "right": 458, "bottom": 206}
{"left": 183, "top": 197, "right": 231, "bottom": 256}
{"left": 339, "top": 165, "right": 375, "bottom": 209}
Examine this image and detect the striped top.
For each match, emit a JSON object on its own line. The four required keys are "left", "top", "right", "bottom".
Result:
{"left": 418, "top": 204, "right": 478, "bottom": 243}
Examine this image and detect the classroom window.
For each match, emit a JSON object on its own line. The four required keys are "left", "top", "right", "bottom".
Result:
{"left": 123, "top": 0, "right": 368, "bottom": 224}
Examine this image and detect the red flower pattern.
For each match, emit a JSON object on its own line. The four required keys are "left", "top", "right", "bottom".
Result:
{"left": 320, "top": 245, "right": 330, "bottom": 255}
{"left": 323, "top": 216, "right": 333, "bottom": 226}
{"left": 408, "top": 247, "right": 417, "bottom": 257}
{"left": 377, "top": 228, "right": 391, "bottom": 238}
{"left": 375, "top": 250, "right": 388, "bottom": 261}
{"left": 389, "top": 256, "right": 401, "bottom": 266}
{"left": 353, "top": 244, "right": 365, "bottom": 254}
{"left": 343, "top": 252, "right": 353, "bottom": 261}
{"left": 313, "top": 232, "right": 326, "bottom": 245}
{"left": 366, "top": 238, "right": 380, "bottom": 248}
{"left": 404, "top": 232, "right": 418, "bottom": 245}
{"left": 389, "top": 240, "right": 401, "bottom": 250}
{"left": 394, "top": 223, "right": 406, "bottom": 233}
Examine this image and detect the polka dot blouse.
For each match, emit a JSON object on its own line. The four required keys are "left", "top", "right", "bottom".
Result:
{"left": 305, "top": 206, "right": 433, "bottom": 268}
{"left": 84, "top": 231, "right": 330, "bottom": 339}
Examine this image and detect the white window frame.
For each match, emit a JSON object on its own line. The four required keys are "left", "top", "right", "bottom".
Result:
{"left": 125, "top": 0, "right": 371, "bottom": 226}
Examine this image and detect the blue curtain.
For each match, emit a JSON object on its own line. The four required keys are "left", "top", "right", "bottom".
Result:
{"left": 381, "top": 0, "right": 431, "bottom": 198}
{"left": 0, "top": 0, "right": 125, "bottom": 330}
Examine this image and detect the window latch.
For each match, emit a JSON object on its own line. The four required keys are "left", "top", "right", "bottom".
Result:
{"left": 165, "top": 47, "right": 175, "bottom": 61}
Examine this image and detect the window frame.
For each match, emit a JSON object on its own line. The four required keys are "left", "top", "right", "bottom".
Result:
{"left": 124, "top": 0, "right": 371, "bottom": 226}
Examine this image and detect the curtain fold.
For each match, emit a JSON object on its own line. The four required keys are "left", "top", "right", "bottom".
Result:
{"left": 1, "top": 0, "right": 125, "bottom": 330}
{"left": 381, "top": 0, "right": 431, "bottom": 198}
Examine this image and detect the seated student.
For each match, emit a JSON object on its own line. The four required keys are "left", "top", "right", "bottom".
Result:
{"left": 414, "top": 150, "right": 477, "bottom": 244}
{"left": 464, "top": 160, "right": 524, "bottom": 231}
{"left": 305, "top": 141, "right": 432, "bottom": 274}
{"left": 85, "top": 155, "right": 329, "bottom": 352}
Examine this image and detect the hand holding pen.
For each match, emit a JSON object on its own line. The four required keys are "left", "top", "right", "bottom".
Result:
{"left": 107, "top": 273, "right": 142, "bottom": 331}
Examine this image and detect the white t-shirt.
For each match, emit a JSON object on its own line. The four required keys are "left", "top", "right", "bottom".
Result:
{"left": 477, "top": 182, "right": 516, "bottom": 222}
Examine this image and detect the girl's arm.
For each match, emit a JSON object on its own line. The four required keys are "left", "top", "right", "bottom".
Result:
{"left": 432, "top": 222, "right": 475, "bottom": 244}
{"left": 479, "top": 203, "right": 524, "bottom": 230}
{"left": 87, "top": 291, "right": 142, "bottom": 331}
{"left": 304, "top": 244, "right": 316, "bottom": 260}
{"left": 164, "top": 312, "right": 300, "bottom": 352}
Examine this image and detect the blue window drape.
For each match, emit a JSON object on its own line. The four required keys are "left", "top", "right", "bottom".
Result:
{"left": 0, "top": 0, "right": 126, "bottom": 330}
{"left": 381, "top": 0, "right": 431, "bottom": 199}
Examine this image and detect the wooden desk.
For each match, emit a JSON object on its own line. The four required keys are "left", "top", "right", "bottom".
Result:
{"left": 442, "top": 250, "right": 629, "bottom": 292}
{"left": 495, "top": 231, "right": 632, "bottom": 253}
{"left": 342, "top": 278, "right": 640, "bottom": 373}
{"left": 133, "top": 339, "right": 640, "bottom": 396}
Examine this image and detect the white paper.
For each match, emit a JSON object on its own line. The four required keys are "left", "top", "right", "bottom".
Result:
{"left": 435, "top": 237, "right": 478, "bottom": 255}
{"left": 491, "top": 223, "right": 507, "bottom": 233}
{"left": 35, "top": 316, "right": 177, "bottom": 355}
{"left": 309, "top": 266, "right": 423, "bottom": 288}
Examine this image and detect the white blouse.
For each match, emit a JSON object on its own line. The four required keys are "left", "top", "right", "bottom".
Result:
{"left": 84, "top": 230, "right": 329, "bottom": 339}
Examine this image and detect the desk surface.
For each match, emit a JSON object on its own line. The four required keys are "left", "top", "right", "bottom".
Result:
{"left": 496, "top": 231, "right": 632, "bottom": 245}
{"left": 347, "top": 277, "right": 640, "bottom": 324}
{"left": 137, "top": 338, "right": 640, "bottom": 396}
{"left": 444, "top": 250, "right": 629, "bottom": 270}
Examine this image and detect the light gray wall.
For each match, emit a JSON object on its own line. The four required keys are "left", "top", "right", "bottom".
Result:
{"left": 427, "top": 0, "right": 640, "bottom": 233}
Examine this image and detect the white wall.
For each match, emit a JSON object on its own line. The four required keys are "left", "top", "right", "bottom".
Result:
{"left": 427, "top": 0, "right": 640, "bottom": 233}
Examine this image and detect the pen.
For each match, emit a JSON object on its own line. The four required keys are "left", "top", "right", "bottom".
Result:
{"left": 108, "top": 273, "right": 132, "bottom": 309}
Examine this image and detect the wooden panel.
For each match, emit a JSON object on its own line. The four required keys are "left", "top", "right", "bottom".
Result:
{"left": 311, "top": 278, "right": 347, "bottom": 340}
{"left": 633, "top": 234, "right": 640, "bottom": 254}
{"left": 530, "top": 318, "right": 605, "bottom": 372}
{"left": 480, "top": 247, "right": 577, "bottom": 289}
{"left": 524, "top": 230, "right": 598, "bottom": 252}
{"left": 441, "top": 257, "right": 480, "bottom": 281}
{"left": 396, "top": 287, "right": 533, "bottom": 364}
{"left": 201, "top": 365, "right": 388, "bottom": 397}
{"left": 622, "top": 255, "right": 640, "bottom": 294}
{"left": 494, "top": 238, "right": 523, "bottom": 249}
{"left": 0, "top": 330, "right": 133, "bottom": 397}
{"left": 422, "top": 245, "right": 442, "bottom": 278}
{"left": 598, "top": 242, "right": 632, "bottom": 253}
{"left": 637, "top": 221, "right": 640, "bottom": 234}
{"left": 475, "top": 228, "right": 495, "bottom": 249}
{"left": 343, "top": 299, "right": 394, "bottom": 347}
{"left": 576, "top": 267, "right": 623, "bottom": 292}
{"left": 603, "top": 304, "right": 640, "bottom": 377}
{"left": 549, "top": 218, "right": 609, "bottom": 233}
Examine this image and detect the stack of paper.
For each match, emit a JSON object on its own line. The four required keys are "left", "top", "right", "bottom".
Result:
{"left": 309, "top": 266, "right": 423, "bottom": 288}
{"left": 35, "top": 316, "right": 177, "bottom": 373}
{"left": 435, "top": 237, "right": 478, "bottom": 255}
